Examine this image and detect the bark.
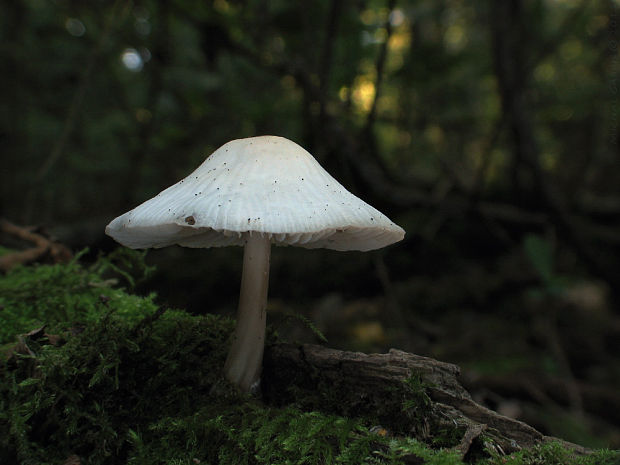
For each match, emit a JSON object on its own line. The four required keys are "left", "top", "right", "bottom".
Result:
{"left": 262, "top": 343, "right": 588, "bottom": 456}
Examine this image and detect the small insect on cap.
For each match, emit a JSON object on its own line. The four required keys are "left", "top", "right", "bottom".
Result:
{"left": 105, "top": 135, "right": 405, "bottom": 251}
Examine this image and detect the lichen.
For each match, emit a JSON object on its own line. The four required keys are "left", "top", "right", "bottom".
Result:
{"left": 0, "top": 252, "right": 617, "bottom": 465}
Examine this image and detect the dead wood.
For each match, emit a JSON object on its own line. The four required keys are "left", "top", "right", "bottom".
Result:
{"left": 0, "top": 219, "right": 72, "bottom": 272}
{"left": 262, "top": 343, "right": 588, "bottom": 456}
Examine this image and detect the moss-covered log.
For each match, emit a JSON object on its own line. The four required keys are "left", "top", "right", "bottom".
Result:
{"left": 263, "top": 343, "right": 588, "bottom": 457}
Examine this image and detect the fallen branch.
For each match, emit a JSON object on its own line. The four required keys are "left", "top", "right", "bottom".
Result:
{"left": 0, "top": 219, "right": 72, "bottom": 272}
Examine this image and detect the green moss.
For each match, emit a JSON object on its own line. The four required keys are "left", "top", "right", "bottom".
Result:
{"left": 0, "top": 253, "right": 618, "bottom": 465}
{"left": 483, "top": 442, "right": 620, "bottom": 465}
{"left": 1, "top": 307, "right": 234, "bottom": 464}
{"left": 0, "top": 249, "right": 154, "bottom": 344}
{"left": 0, "top": 245, "right": 14, "bottom": 257}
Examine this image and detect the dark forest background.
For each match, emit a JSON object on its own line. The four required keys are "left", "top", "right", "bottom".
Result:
{"left": 1, "top": 0, "right": 619, "bottom": 449}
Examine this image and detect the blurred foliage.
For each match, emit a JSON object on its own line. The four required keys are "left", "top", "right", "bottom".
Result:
{"left": 1, "top": 0, "right": 619, "bottom": 452}
{"left": 523, "top": 233, "right": 572, "bottom": 297}
{"left": 1, "top": 0, "right": 617, "bottom": 230}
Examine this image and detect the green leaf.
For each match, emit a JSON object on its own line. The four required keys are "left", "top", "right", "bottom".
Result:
{"left": 523, "top": 234, "right": 554, "bottom": 283}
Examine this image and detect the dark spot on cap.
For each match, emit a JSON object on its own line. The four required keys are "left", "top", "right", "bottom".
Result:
{"left": 185, "top": 216, "right": 196, "bottom": 225}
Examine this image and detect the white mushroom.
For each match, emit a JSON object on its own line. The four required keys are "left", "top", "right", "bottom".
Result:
{"left": 105, "top": 135, "right": 405, "bottom": 392}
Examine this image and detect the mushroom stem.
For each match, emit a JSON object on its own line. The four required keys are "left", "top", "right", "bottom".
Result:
{"left": 224, "top": 233, "right": 271, "bottom": 392}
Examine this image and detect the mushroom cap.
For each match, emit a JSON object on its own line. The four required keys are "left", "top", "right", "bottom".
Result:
{"left": 105, "top": 136, "right": 405, "bottom": 251}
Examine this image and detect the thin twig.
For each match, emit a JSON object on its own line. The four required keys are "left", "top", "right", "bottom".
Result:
{"left": 319, "top": 0, "right": 342, "bottom": 95}
{"left": 318, "top": 0, "right": 344, "bottom": 122}
{"left": 0, "top": 219, "right": 72, "bottom": 271}
{"left": 526, "top": 0, "right": 591, "bottom": 77}
{"left": 364, "top": 0, "right": 397, "bottom": 132}
{"left": 469, "top": 114, "right": 506, "bottom": 206}
{"left": 23, "top": 0, "right": 130, "bottom": 222}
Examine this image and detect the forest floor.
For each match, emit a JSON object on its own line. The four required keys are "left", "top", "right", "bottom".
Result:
{"left": 0, "top": 243, "right": 619, "bottom": 464}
